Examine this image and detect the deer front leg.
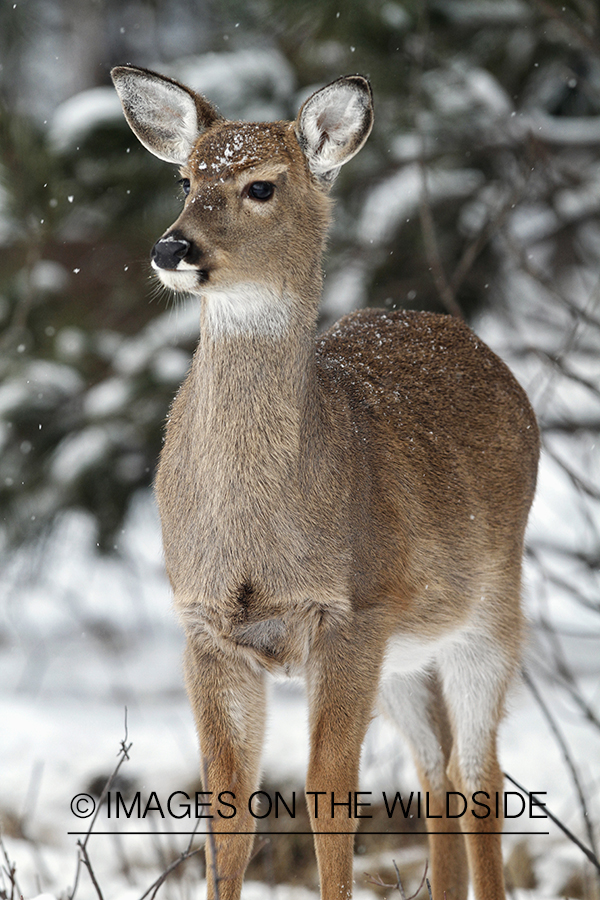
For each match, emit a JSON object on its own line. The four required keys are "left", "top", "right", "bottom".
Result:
{"left": 306, "top": 618, "right": 385, "bottom": 900}
{"left": 184, "top": 633, "right": 267, "bottom": 900}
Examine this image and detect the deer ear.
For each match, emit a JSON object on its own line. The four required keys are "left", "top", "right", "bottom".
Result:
{"left": 111, "top": 65, "right": 222, "bottom": 165}
{"left": 295, "top": 75, "right": 373, "bottom": 184}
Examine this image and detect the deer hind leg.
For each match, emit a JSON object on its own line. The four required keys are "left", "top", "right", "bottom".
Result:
{"left": 184, "top": 633, "right": 267, "bottom": 900}
{"left": 438, "top": 622, "right": 521, "bottom": 900}
{"left": 379, "top": 670, "right": 469, "bottom": 900}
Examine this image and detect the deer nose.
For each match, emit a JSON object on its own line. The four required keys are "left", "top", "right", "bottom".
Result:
{"left": 151, "top": 235, "right": 191, "bottom": 270}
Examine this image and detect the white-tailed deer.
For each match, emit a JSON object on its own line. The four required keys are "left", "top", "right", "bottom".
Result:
{"left": 112, "top": 65, "right": 539, "bottom": 900}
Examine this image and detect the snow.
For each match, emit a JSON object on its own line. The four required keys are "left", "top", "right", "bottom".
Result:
{"left": 555, "top": 165, "right": 600, "bottom": 220}
{"left": 516, "top": 111, "right": 600, "bottom": 146}
{"left": 508, "top": 204, "right": 562, "bottom": 245}
{"left": 113, "top": 298, "right": 200, "bottom": 376}
{"left": 0, "top": 178, "right": 15, "bottom": 247}
{"left": 50, "top": 424, "right": 127, "bottom": 484}
{"left": 55, "top": 327, "right": 88, "bottom": 362}
{"left": 83, "top": 377, "right": 132, "bottom": 419}
{"left": 435, "top": 1, "right": 532, "bottom": 25}
{"left": 423, "top": 62, "right": 513, "bottom": 119}
{"left": 26, "top": 360, "right": 84, "bottom": 396}
{"left": 28, "top": 260, "right": 70, "bottom": 294}
{"left": 172, "top": 49, "right": 295, "bottom": 121}
{"left": 380, "top": 3, "right": 410, "bottom": 30}
{"left": 0, "top": 380, "right": 29, "bottom": 417}
{"left": 0, "top": 362, "right": 83, "bottom": 420}
{"left": 49, "top": 87, "right": 123, "bottom": 152}
{"left": 359, "top": 164, "right": 484, "bottom": 245}
{"left": 151, "top": 347, "right": 191, "bottom": 384}
{"left": 45, "top": 50, "right": 294, "bottom": 157}
{"left": 322, "top": 260, "right": 369, "bottom": 320}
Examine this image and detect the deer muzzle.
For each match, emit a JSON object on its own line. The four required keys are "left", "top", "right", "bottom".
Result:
{"left": 151, "top": 234, "right": 192, "bottom": 270}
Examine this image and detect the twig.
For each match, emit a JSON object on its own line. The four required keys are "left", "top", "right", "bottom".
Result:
{"left": 528, "top": 539, "right": 600, "bottom": 571}
{"left": 0, "top": 833, "right": 20, "bottom": 900}
{"left": 137, "top": 844, "right": 204, "bottom": 900}
{"left": 17, "top": 760, "right": 53, "bottom": 887}
{"left": 412, "top": 861, "right": 429, "bottom": 899}
{"left": 68, "top": 709, "right": 132, "bottom": 900}
{"left": 504, "top": 771, "right": 600, "bottom": 874}
{"left": 522, "top": 670, "right": 599, "bottom": 869}
{"left": 418, "top": 166, "right": 465, "bottom": 319}
{"left": 533, "top": 349, "right": 600, "bottom": 403}
{"left": 533, "top": 610, "right": 600, "bottom": 732}
{"left": 507, "top": 240, "right": 600, "bottom": 334}
{"left": 365, "top": 859, "right": 428, "bottom": 900}
{"left": 504, "top": 229, "right": 600, "bottom": 420}
{"left": 392, "top": 859, "right": 408, "bottom": 900}
{"left": 138, "top": 789, "right": 207, "bottom": 900}
{"left": 409, "top": 0, "right": 464, "bottom": 320}
{"left": 449, "top": 185, "right": 523, "bottom": 297}
{"left": 543, "top": 445, "right": 600, "bottom": 502}
{"left": 111, "top": 828, "right": 135, "bottom": 887}
{"left": 77, "top": 840, "right": 105, "bottom": 900}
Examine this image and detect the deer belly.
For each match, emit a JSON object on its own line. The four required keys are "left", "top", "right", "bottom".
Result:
{"left": 176, "top": 593, "right": 327, "bottom": 676}
{"left": 380, "top": 630, "right": 457, "bottom": 680}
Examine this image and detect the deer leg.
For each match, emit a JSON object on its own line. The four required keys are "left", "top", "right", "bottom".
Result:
{"left": 439, "top": 629, "right": 519, "bottom": 900}
{"left": 184, "top": 633, "right": 267, "bottom": 900}
{"left": 305, "top": 618, "right": 385, "bottom": 900}
{"left": 379, "top": 671, "right": 469, "bottom": 900}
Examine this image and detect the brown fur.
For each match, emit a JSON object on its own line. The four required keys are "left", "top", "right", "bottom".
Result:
{"left": 111, "top": 67, "right": 540, "bottom": 900}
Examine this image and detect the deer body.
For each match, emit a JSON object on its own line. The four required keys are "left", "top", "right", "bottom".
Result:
{"left": 112, "top": 66, "right": 539, "bottom": 900}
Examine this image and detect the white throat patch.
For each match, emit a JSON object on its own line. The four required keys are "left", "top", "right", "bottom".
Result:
{"left": 203, "top": 284, "right": 292, "bottom": 339}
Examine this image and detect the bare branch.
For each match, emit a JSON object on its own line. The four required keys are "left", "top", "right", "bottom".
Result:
{"left": 365, "top": 860, "right": 428, "bottom": 900}
{"left": 504, "top": 771, "right": 600, "bottom": 874}
{"left": 77, "top": 841, "right": 105, "bottom": 900}
{"left": 0, "top": 833, "right": 20, "bottom": 900}
{"left": 409, "top": 0, "right": 464, "bottom": 319}
{"left": 450, "top": 184, "right": 525, "bottom": 297}
{"left": 68, "top": 709, "right": 133, "bottom": 900}
{"left": 543, "top": 444, "right": 600, "bottom": 501}
{"left": 532, "top": 349, "right": 600, "bottom": 403}
{"left": 137, "top": 844, "right": 204, "bottom": 900}
{"left": 392, "top": 859, "right": 408, "bottom": 900}
{"left": 528, "top": 537, "right": 600, "bottom": 573}
{"left": 532, "top": 613, "right": 600, "bottom": 731}
{"left": 417, "top": 167, "right": 465, "bottom": 319}
{"left": 522, "top": 671, "right": 600, "bottom": 873}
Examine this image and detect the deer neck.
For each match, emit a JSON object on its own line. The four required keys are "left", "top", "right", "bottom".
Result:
{"left": 158, "top": 278, "right": 350, "bottom": 608}
{"left": 191, "top": 281, "right": 322, "bottom": 478}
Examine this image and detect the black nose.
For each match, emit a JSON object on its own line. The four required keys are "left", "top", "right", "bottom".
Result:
{"left": 151, "top": 235, "right": 191, "bottom": 270}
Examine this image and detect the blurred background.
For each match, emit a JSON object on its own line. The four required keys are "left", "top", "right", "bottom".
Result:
{"left": 0, "top": 0, "right": 599, "bottom": 898}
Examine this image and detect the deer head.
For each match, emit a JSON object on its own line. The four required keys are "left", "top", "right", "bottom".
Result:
{"left": 111, "top": 66, "right": 373, "bottom": 327}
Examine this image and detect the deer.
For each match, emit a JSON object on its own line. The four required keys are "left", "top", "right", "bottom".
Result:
{"left": 111, "top": 65, "right": 540, "bottom": 900}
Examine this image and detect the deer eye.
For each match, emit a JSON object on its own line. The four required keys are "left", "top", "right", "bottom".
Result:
{"left": 178, "top": 178, "right": 191, "bottom": 196}
{"left": 247, "top": 181, "right": 274, "bottom": 201}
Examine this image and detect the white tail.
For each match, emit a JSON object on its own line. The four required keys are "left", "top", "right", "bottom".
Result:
{"left": 112, "top": 65, "right": 540, "bottom": 900}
